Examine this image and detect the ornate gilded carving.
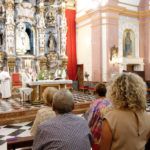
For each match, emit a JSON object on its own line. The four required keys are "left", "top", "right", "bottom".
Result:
{"left": 7, "top": 55, "right": 16, "bottom": 73}
{"left": 38, "top": 55, "right": 47, "bottom": 70}
{"left": 45, "top": 9, "right": 56, "bottom": 26}
{"left": 0, "top": 50, "right": 7, "bottom": 70}
{"left": 45, "top": 51, "right": 59, "bottom": 79}
{"left": 2, "top": 0, "right": 68, "bottom": 78}
{"left": 5, "top": 0, "right": 14, "bottom": 10}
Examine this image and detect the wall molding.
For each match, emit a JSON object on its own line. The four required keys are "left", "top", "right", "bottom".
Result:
{"left": 76, "top": 5, "right": 150, "bottom": 24}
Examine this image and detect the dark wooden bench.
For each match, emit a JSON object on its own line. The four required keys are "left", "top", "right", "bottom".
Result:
{"left": 145, "top": 138, "right": 150, "bottom": 150}
{"left": 7, "top": 136, "right": 33, "bottom": 150}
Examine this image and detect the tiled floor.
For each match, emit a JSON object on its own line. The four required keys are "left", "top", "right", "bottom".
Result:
{"left": 0, "top": 93, "right": 150, "bottom": 150}
{"left": 0, "top": 98, "right": 41, "bottom": 113}
{"left": 0, "top": 121, "right": 33, "bottom": 150}
{"left": 0, "top": 92, "right": 96, "bottom": 113}
{"left": 0, "top": 91, "right": 95, "bottom": 150}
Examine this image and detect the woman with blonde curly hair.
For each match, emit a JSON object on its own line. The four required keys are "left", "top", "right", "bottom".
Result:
{"left": 100, "top": 72, "right": 150, "bottom": 150}
{"left": 31, "top": 87, "right": 58, "bottom": 136}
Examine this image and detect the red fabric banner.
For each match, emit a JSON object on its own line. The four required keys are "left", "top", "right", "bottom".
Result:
{"left": 65, "top": 9, "right": 77, "bottom": 80}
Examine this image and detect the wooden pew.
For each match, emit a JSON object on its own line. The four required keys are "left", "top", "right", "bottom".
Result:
{"left": 145, "top": 139, "right": 150, "bottom": 150}
{"left": 7, "top": 136, "right": 33, "bottom": 150}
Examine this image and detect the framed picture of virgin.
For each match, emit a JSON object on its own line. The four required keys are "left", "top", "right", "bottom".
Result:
{"left": 123, "top": 29, "right": 135, "bottom": 57}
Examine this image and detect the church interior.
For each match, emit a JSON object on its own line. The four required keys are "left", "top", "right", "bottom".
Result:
{"left": 0, "top": 0, "right": 150, "bottom": 149}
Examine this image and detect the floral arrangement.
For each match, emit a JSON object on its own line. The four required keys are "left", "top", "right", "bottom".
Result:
{"left": 37, "top": 70, "right": 45, "bottom": 80}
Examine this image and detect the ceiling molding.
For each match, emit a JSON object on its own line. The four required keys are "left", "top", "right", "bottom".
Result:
{"left": 76, "top": 5, "right": 150, "bottom": 24}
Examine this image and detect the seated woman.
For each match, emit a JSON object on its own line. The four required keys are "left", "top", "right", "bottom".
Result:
{"left": 85, "top": 83, "right": 112, "bottom": 150}
{"left": 100, "top": 73, "right": 150, "bottom": 150}
{"left": 31, "top": 87, "right": 58, "bottom": 136}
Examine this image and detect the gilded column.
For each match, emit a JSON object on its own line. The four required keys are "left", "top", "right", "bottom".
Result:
{"left": 37, "top": 1, "right": 45, "bottom": 56}
{"left": 58, "top": 1, "right": 67, "bottom": 59}
{"left": 7, "top": 56, "right": 16, "bottom": 73}
{"left": 5, "top": 0, "right": 15, "bottom": 55}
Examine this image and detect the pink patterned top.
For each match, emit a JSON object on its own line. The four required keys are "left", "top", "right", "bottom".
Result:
{"left": 87, "top": 98, "right": 112, "bottom": 150}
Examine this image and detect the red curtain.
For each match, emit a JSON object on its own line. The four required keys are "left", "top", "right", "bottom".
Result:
{"left": 65, "top": 9, "right": 77, "bottom": 80}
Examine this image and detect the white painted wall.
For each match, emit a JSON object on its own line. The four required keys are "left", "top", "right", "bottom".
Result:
{"left": 76, "top": 0, "right": 89, "bottom": 18}
{"left": 76, "top": 0, "right": 104, "bottom": 17}
{"left": 76, "top": 23, "right": 92, "bottom": 81}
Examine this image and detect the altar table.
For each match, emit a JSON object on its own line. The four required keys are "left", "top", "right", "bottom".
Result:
{"left": 28, "top": 80, "right": 72, "bottom": 103}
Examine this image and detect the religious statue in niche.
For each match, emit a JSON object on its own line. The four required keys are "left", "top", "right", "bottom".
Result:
{"left": 110, "top": 45, "right": 118, "bottom": 61}
{"left": 47, "top": 32, "right": 57, "bottom": 51}
{"left": 0, "top": 2, "right": 4, "bottom": 17}
{"left": 16, "top": 23, "right": 30, "bottom": 55}
{"left": 123, "top": 29, "right": 135, "bottom": 57}
{"left": 0, "top": 5, "right": 3, "bottom": 16}
{"left": 46, "top": 11, "right": 55, "bottom": 26}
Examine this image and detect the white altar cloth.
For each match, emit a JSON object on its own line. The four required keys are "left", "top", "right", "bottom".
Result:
{"left": 27, "top": 80, "right": 73, "bottom": 102}
{"left": 28, "top": 80, "right": 72, "bottom": 86}
{"left": 20, "top": 87, "right": 33, "bottom": 96}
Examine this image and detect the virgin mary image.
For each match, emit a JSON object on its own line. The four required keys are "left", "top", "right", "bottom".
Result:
{"left": 123, "top": 29, "right": 135, "bottom": 57}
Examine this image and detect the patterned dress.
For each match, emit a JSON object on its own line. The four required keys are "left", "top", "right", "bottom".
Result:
{"left": 87, "top": 98, "right": 112, "bottom": 150}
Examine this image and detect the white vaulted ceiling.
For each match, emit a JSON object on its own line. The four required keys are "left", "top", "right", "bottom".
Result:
{"left": 119, "top": 0, "right": 140, "bottom": 6}
{"left": 118, "top": 0, "right": 141, "bottom": 11}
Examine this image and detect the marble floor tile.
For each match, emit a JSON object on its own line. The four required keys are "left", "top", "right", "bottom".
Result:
{"left": 0, "top": 121, "right": 32, "bottom": 150}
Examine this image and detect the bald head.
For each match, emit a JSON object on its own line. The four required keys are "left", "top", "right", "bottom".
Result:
{"left": 52, "top": 89, "right": 74, "bottom": 114}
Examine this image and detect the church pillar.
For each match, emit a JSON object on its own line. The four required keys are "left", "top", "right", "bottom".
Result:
{"left": 100, "top": 11, "right": 119, "bottom": 81}
{"left": 90, "top": 10, "right": 102, "bottom": 81}
{"left": 139, "top": 1, "right": 150, "bottom": 80}
{"left": 5, "top": 0, "right": 15, "bottom": 56}
{"left": 37, "top": 2, "right": 45, "bottom": 56}
{"left": 60, "top": 2, "right": 67, "bottom": 58}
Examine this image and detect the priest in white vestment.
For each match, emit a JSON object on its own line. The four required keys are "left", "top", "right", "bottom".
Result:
{"left": 21, "top": 68, "right": 33, "bottom": 87}
{"left": 0, "top": 67, "right": 11, "bottom": 99}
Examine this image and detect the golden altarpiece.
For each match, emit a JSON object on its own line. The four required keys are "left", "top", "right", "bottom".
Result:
{"left": 0, "top": 0, "right": 70, "bottom": 102}
{"left": 0, "top": 0, "right": 68, "bottom": 78}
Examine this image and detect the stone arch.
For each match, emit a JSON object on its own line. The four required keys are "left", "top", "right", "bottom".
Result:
{"left": 24, "top": 22, "right": 34, "bottom": 55}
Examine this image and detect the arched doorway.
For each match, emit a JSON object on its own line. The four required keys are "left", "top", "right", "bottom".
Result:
{"left": 25, "top": 22, "right": 34, "bottom": 55}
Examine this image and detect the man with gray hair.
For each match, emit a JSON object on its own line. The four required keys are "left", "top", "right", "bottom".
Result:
{"left": 33, "top": 89, "right": 91, "bottom": 150}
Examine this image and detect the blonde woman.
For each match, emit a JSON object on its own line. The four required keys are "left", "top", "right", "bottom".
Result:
{"left": 100, "top": 73, "right": 150, "bottom": 150}
{"left": 31, "top": 87, "right": 58, "bottom": 136}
